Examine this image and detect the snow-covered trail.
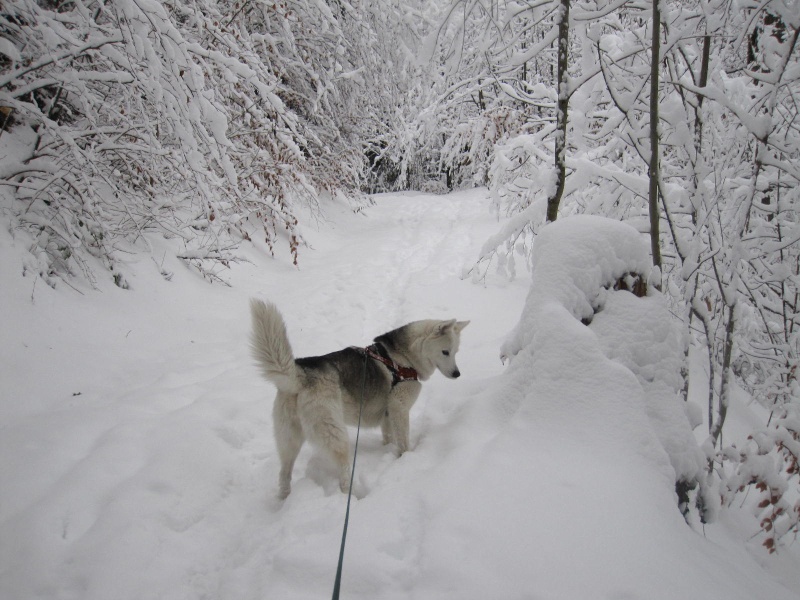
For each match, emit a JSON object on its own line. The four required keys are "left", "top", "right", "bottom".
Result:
{"left": 1, "top": 189, "right": 528, "bottom": 600}
{"left": 220, "top": 191, "right": 531, "bottom": 599}
{"left": 214, "top": 191, "right": 528, "bottom": 599}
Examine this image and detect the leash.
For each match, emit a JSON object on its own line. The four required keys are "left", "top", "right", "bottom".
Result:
{"left": 331, "top": 351, "right": 368, "bottom": 600}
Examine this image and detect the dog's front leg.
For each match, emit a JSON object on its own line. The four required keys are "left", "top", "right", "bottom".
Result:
{"left": 387, "top": 405, "right": 410, "bottom": 455}
{"left": 381, "top": 411, "right": 392, "bottom": 446}
{"left": 386, "top": 384, "right": 421, "bottom": 455}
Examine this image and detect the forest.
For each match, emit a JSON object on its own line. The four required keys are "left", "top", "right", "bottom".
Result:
{"left": 1, "top": 0, "right": 799, "bottom": 556}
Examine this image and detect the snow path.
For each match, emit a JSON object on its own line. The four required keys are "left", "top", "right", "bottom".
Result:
{"left": 2, "top": 190, "right": 798, "bottom": 599}
{"left": 1, "top": 190, "right": 527, "bottom": 600}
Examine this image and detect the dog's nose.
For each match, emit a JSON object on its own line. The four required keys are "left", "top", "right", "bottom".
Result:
{"left": 452, "top": 370, "right": 460, "bottom": 378}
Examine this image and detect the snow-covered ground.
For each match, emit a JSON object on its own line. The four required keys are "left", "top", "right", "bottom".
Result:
{"left": 1, "top": 190, "right": 798, "bottom": 599}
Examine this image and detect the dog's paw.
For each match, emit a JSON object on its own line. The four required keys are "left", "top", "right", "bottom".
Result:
{"left": 352, "top": 473, "right": 370, "bottom": 499}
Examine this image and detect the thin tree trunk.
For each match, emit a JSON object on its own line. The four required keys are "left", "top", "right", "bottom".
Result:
{"left": 696, "top": 34, "right": 710, "bottom": 141}
{"left": 546, "top": 0, "right": 570, "bottom": 223}
{"left": 680, "top": 34, "right": 711, "bottom": 402}
{"left": 710, "top": 302, "right": 735, "bottom": 447}
{"left": 648, "top": 0, "right": 662, "bottom": 279}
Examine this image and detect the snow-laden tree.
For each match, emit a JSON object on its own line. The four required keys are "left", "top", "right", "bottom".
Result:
{"left": 348, "top": 0, "right": 447, "bottom": 193}
{"left": 434, "top": 0, "right": 800, "bottom": 540}
{"left": 435, "top": 0, "right": 563, "bottom": 193}
{"left": 0, "top": 0, "right": 365, "bottom": 287}
{"left": 625, "top": 1, "right": 800, "bottom": 541}
{"left": 686, "top": 2, "right": 800, "bottom": 553}
{"left": 431, "top": 0, "right": 568, "bottom": 279}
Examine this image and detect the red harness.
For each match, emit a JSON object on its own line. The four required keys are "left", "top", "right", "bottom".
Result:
{"left": 356, "top": 343, "right": 419, "bottom": 386}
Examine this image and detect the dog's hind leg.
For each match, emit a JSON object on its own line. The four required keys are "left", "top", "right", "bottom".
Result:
{"left": 273, "top": 392, "right": 304, "bottom": 499}
{"left": 298, "top": 389, "right": 351, "bottom": 494}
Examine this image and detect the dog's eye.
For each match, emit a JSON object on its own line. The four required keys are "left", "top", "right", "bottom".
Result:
{"left": 442, "top": 350, "right": 450, "bottom": 356}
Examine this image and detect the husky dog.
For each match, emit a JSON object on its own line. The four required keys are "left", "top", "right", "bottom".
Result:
{"left": 250, "top": 299, "right": 469, "bottom": 498}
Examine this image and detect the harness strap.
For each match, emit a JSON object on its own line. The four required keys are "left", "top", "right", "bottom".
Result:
{"left": 352, "top": 343, "right": 419, "bottom": 386}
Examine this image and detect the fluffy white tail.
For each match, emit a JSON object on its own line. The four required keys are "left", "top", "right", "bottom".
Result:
{"left": 250, "top": 299, "right": 299, "bottom": 393}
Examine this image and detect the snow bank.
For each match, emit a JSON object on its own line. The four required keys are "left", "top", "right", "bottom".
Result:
{"left": 591, "top": 290, "right": 707, "bottom": 485}
{"left": 501, "top": 215, "right": 651, "bottom": 358}
{"left": 503, "top": 215, "right": 706, "bottom": 494}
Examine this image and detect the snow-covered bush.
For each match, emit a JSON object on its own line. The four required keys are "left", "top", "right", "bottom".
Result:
{"left": 722, "top": 402, "right": 800, "bottom": 554}
{"left": 502, "top": 215, "right": 707, "bottom": 516}
{"left": 440, "top": 104, "right": 532, "bottom": 191}
{"left": 0, "top": 0, "right": 364, "bottom": 288}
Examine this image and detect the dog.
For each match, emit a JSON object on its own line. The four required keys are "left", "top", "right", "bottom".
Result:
{"left": 250, "top": 299, "right": 469, "bottom": 498}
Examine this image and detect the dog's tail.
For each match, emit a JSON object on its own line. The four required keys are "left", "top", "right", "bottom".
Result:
{"left": 250, "top": 299, "right": 300, "bottom": 393}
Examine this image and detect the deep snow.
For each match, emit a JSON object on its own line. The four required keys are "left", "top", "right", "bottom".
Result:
{"left": 1, "top": 190, "right": 798, "bottom": 599}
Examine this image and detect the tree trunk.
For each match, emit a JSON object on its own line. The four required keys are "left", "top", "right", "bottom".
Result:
{"left": 648, "top": 0, "right": 662, "bottom": 280}
{"left": 680, "top": 34, "right": 712, "bottom": 403}
{"left": 695, "top": 34, "right": 711, "bottom": 153}
{"left": 546, "top": 0, "right": 570, "bottom": 223}
{"left": 710, "top": 301, "right": 735, "bottom": 448}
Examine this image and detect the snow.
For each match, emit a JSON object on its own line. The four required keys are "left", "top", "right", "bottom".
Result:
{"left": 1, "top": 190, "right": 799, "bottom": 600}
{"left": 591, "top": 290, "right": 707, "bottom": 484}
{"left": 501, "top": 215, "right": 651, "bottom": 357}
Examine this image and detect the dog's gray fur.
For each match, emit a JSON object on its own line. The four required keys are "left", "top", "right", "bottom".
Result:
{"left": 250, "top": 299, "right": 469, "bottom": 498}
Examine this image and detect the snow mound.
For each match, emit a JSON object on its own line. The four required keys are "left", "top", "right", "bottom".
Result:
{"left": 501, "top": 214, "right": 651, "bottom": 358}
{"left": 503, "top": 214, "right": 705, "bottom": 491}
{"left": 591, "top": 290, "right": 707, "bottom": 485}
{"left": 425, "top": 213, "right": 795, "bottom": 599}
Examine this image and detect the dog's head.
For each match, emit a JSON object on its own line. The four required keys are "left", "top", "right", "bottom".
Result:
{"left": 428, "top": 319, "right": 470, "bottom": 379}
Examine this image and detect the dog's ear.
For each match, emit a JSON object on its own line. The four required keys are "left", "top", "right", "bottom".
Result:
{"left": 454, "top": 320, "right": 470, "bottom": 333}
{"left": 434, "top": 319, "right": 457, "bottom": 337}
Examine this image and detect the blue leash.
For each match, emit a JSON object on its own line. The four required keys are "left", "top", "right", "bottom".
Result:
{"left": 331, "top": 352, "right": 368, "bottom": 600}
